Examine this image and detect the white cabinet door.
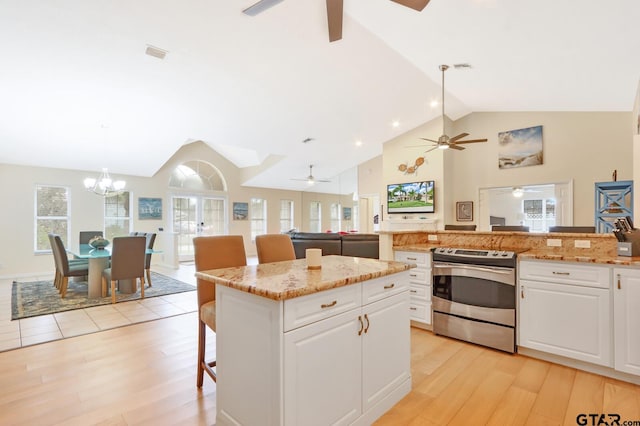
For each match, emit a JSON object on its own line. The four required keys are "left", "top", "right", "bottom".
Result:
{"left": 519, "top": 279, "right": 611, "bottom": 366}
{"left": 362, "top": 292, "right": 410, "bottom": 412}
{"left": 613, "top": 269, "right": 640, "bottom": 375}
{"left": 284, "top": 309, "right": 362, "bottom": 426}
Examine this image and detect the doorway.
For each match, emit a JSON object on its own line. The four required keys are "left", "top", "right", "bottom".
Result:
{"left": 172, "top": 195, "right": 227, "bottom": 261}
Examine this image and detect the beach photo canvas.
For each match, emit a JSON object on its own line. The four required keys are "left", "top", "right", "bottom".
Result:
{"left": 498, "top": 125, "right": 543, "bottom": 169}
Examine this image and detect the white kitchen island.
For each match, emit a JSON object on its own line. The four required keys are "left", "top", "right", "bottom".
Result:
{"left": 196, "top": 255, "right": 413, "bottom": 426}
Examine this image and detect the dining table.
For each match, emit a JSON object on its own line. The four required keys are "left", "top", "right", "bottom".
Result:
{"left": 68, "top": 244, "right": 159, "bottom": 298}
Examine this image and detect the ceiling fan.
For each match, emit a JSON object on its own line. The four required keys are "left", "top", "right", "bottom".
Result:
{"left": 291, "top": 165, "right": 331, "bottom": 185}
{"left": 243, "top": 0, "right": 431, "bottom": 42}
{"left": 419, "top": 64, "right": 488, "bottom": 153}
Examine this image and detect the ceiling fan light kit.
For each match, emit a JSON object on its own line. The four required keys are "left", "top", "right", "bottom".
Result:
{"left": 291, "top": 165, "right": 331, "bottom": 186}
{"left": 419, "top": 64, "right": 488, "bottom": 153}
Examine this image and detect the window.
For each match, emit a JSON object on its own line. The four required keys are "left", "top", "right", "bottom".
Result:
{"left": 309, "top": 201, "right": 321, "bottom": 233}
{"left": 104, "top": 192, "right": 131, "bottom": 240}
{"left": 280, "top": 199, "right": 294, "bottom": 232}
{"left": 35, "top": 185, "right": 70, "bottom": 252}
{"left": 330, "top": 203, "right": 341, "bottom": 232}
{"left": 250, "top": 198, "right": 266, "bottom": 241}
{"left": 523, "top": 198, "right": 556, "bottom": 232}
{"left": 352, "top": 204, "right": 359, "bottom": 231}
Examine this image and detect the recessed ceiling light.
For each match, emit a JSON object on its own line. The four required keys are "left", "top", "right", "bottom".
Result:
{"left": 392, "top": 120, "right": 400, "bottom": 128}
{"left": 430, "top": 100, "right": 439, "bottom": 108}
{"left": 355, "top": 140, "right": 363, "bottom": 147}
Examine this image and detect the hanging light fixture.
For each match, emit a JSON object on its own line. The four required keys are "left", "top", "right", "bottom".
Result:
{"left": 83, "top": 168, "right": 126, "bottom": 196}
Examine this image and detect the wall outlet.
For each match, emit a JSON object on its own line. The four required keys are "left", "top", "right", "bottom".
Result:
{"left": 546, "top": 239, "right": 562, "bottom": 247}
{"left": 574, "top": 240, "right": 591, "bottom": 248}
{"left": 428, "top": 234, "right": 438, "bottom": 241}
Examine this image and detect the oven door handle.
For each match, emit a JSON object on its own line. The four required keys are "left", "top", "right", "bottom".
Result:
{"left": 433, "top": 262, "right": 513, "bottom": 275}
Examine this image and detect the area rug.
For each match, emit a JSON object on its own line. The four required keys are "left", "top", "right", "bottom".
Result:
{"left": 12, "top": 272, "right": 195, "bottom": 320}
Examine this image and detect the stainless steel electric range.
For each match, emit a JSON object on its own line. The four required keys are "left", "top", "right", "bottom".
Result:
{"left": 431, "top": 247, "right": 518, "bottom": 353}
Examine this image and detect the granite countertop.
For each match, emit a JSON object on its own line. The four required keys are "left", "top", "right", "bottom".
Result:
{"left": 196, "top": 255, "right": 414, "bottom": 301}
{"left": 393, "top": 243, "right": 640, "bottom": 266}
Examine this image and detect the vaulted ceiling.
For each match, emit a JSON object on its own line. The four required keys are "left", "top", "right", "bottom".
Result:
{"left": 0, "top": 0, "right": 638, "bottom": 193}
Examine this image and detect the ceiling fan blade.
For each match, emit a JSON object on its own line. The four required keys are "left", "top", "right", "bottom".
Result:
{"left": 448, "top": 133, "right": 469, "bottom": 143}
{"left": 389, "top": 0, "right": 430, "bottom": 12}
{"left": 419, "top": 138, "right": 438, "bottom": 143}
{"left": 449, "top": 144, "right": 465, "bottom": 150}
{"left": 406, "top": 144, "right": 435, "bottom": 148}
{"left": 326, "top": 0, "right": 343, "bottom": 42}
{"left": 424, "top": 146, "right": 439, "bottom": 154}
{"left": 242, "top": 0, "right": 285, "bottom": 16}
{"left": 455, "top": 138, "right": 488, "bottom": 144}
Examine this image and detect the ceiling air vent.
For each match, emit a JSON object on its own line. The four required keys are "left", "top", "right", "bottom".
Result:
{"left": 145, "top": 45, "right": 168, "bottom": 60}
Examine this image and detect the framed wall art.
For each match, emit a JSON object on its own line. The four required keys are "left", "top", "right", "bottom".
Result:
{"left": 232, "top": 202, "right": 248, "bottom": 220}
{"left": 456, "top": 201, "right": 473, "bottom": 222}
{"left": 138, "top": 197, "right": 162, "bottom": 220}
{"left": 498, "top": 125, "right": 543, "bottom": 169}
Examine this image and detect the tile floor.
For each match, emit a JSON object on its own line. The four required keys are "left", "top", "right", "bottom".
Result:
{"left": 0, "top": 263, "right": 200, "bottom": 352}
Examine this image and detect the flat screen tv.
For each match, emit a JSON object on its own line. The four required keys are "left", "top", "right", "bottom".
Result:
{"left": 387, "top": 181, "right": 435, "bottom": 214}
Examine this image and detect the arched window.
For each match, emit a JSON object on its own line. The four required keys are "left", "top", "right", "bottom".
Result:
{"left": 169, "top": 160, "right": 226, "bottom": 191}
{"left": 170, "top": 160, "right": 228, "bottom": 261}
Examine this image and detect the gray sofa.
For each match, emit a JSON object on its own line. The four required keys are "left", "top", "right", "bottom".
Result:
{"left": 285, "top": 232, "right": 379, "bottom": 259}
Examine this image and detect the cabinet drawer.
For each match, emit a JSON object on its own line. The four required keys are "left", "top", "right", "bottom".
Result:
{"left": 409, "top": 284, "right": 431, "bottom": 302}
{"left": 284, "top": 284, "right": 362, "bottom": 332}
{"left": 395, "top": 251, "right": 430, "bottom": 267}
{"left": 407, "top": 269, "right": 428, "bottom": 285}
{"left": 519, "top": 260, "right": 610, "bottom": 289}
{"left": 362, "top": 272, "right": 409, "bottom": 305}
{"left": 409, "top": 301, "right": 431, "bottom": 324}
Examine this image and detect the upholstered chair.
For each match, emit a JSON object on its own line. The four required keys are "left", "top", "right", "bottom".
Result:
{"left": 193, "top": 235, "right": 247, "bottom": 387}
{"left": 51, "top": 234, "right": 89, "bottom": 297}
{"left": 143, "top": 233, "right": 156, "bottom": 286}
{"left": 101, "top": 236, "right": 146, "bottom": 303}
{"left": 255, "top": 234, "right": 296, "bottom": 264}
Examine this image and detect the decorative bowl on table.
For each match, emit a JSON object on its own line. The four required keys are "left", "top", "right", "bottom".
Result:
{"left": 88, "top": 236, "right": 110, "bottom": 249}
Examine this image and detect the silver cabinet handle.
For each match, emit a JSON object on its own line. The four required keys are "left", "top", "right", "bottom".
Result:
{"left": 383, "top": 283, "right": 395, "bottom": 290}
{"left": 321, "top": 300, "right": 337, "bottom": 309}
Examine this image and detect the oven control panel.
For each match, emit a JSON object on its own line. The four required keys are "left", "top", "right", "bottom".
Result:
{"left": 433, "top": 247, "right": 516, "bottom": 259}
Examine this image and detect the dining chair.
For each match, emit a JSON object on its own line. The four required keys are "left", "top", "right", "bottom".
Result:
{"left": 51, "top": 234, "right": 90, "bottom": 297}
{"left": 193, "top": 235, "right": 247, "bottom": 387}
{"left": 143, "top": 233, "right": 156, "bottom": 286}
{"left": 79, "top": 231, "right": 103, "bottom": 244}
{"left": 101, "top": 236, "right": 147, "bottom": 304}
{"left": 255, "top": 234, "right": 296, "bottom": 264}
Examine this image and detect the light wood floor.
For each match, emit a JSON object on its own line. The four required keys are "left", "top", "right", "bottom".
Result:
{"left": 1, "top": 319, "right": 639, "bottom": 426}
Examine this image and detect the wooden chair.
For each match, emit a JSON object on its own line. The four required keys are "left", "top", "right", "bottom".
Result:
{"left": 144, "top": 233, "right": 156, "bottom": 286}
{"left": 193, "top": 235, "right": 247, "bottom": 387}
{"left": 101, "top": 236, "right": 147, "bottom": 304}
{"left": 51, "top": 234, "right": 89, "bottom": 297}
{"left": 255, "top": 234, "right": 296, "bottom": 264}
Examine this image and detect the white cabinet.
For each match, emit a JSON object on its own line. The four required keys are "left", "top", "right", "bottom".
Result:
{"left": 613, "top": 268, "right": 640, "bottom": 375}
{"left": 394, "top": 250, "right": 431, "bottom": 326}
{"left": 519, "top": 260, "right": 611, "bottom": 367}
{"left": 284, "top": 291, "right": 410, "bottom": 425}
{"left": 216, "top": 271, "right": 411, "bottom": 426}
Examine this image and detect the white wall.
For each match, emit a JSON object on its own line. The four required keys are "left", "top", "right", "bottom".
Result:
{"left": 381, "top": 111, "right": 632, "bottom": 228}
{"left": 0, "top": 141, "right": 359, "bottom": 278}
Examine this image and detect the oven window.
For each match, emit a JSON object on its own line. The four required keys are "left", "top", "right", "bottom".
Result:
{"left": 433, "top": 274, "right": 515, "bottom": 309}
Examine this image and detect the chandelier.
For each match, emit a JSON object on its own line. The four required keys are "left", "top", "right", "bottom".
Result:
{"left": 83, "top": 168, "right": 126, "bottom": 196}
